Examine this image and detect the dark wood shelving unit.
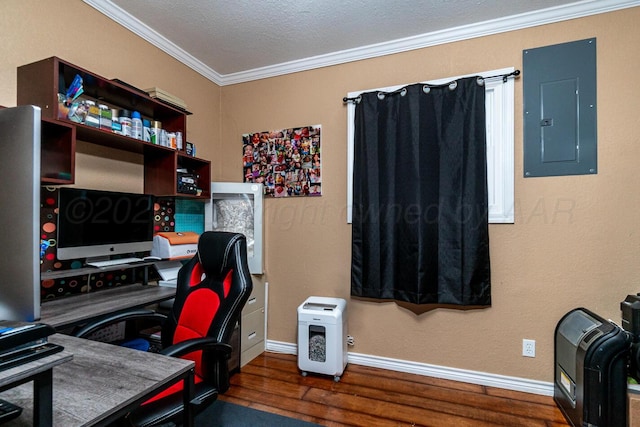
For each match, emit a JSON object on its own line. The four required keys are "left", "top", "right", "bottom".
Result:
{"left": 41, "top": 118, "right": 75, "bottom": 184}
{"left": 178, "top": 153, "right": 211, "bottom": 199}
{"left": 17, "top": 56, "right": 210, "bottom": 198}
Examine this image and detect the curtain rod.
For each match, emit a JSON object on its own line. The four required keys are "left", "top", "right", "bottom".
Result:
{"left": 342, "top": 69, "right": 521, "bottom": 104}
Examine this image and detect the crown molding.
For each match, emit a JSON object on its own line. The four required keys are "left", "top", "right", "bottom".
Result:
{"left": 84, "top": 0, "right": 640, "bottom": 86}
{"left": 82, "top": 0, "right": 225, "bottom": 85}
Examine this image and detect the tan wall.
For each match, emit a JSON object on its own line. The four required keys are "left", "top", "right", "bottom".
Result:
{"left": 3, "top": 0, "right": 640, "bottom": 384}
{"left": 0, "top": 0, "right": 220, "bottom": 192}
{"left": 220, "top": 9, "right": 640, "bottom": 382}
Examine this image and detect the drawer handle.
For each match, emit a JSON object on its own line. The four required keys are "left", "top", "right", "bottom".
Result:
{"left": 248, "top": 332, "right": 257, "bottom": 340}
{"left": 248, "top": 297, "right": 257, "bottom": 305}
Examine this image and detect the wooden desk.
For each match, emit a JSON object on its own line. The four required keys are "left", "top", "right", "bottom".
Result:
{"left": 0, "top": 334, "right": 194, "bottom": 426}
{"left": 0, "top": 348, "right": 72, "bottom": 426}
{"left": 40, "top": 284, "right": 176, "bottom": 330}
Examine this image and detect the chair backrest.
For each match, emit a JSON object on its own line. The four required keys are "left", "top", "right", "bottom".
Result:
{"left": 162, "top": 231, "right": 253, "bottom": 384}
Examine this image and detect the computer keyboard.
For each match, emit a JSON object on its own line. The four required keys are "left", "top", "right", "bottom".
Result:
{"left": 86, "top": 257, "right": 144, "bottom": 268}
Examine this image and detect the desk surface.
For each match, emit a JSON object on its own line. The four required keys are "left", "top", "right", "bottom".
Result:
{"left": 40, "top": 284, "right": 176, "bottom": 330}
{"left": 0, "top": 334, "right": 194, "bottom": 426}
{"left": 0, "top": 347, "right": 72, "bottom": 390}
{"left": 0, "top": 346, "right": 73, "bottom": 427}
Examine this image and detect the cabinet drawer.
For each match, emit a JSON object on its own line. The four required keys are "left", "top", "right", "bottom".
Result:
{"left": 241, "top": 308, "right": 265, "bottom": 350}
{"left": 243, "top": 282, "right": 265, "bottom": 315}
{"left": 241, "top": 341, "right": 265, "bottom": 367}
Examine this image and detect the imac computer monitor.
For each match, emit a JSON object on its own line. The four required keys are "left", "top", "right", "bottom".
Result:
{"left": 57, "top": 187, "right": 154, "bottom": 260}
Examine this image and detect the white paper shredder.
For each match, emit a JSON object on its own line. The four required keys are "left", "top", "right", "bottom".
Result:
{"left": 297, "top": 296, "right": 348, "bottom": 381}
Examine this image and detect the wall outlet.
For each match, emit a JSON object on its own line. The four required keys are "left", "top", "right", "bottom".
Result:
{"left": 522, "top": 339, "right": 536, "bottom": 357}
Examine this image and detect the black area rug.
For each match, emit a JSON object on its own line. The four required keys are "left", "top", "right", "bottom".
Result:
{"left": 185, "top": 400, "right": 322, "bottom": 427}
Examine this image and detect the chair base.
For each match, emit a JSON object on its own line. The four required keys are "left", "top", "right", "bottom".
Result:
{"left": 127, "top": 384, "right": 218, "bottom": 427}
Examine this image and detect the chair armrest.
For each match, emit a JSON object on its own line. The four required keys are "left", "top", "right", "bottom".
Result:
{"left": 160, "top": 337, "right": 232, "bottom": 359}
{"left": 72, "top": 308, "right": 167, "bottom": 338}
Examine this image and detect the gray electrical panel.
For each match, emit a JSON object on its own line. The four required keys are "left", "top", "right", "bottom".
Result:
{"left": 523, "top": 38, "right": 597, "bottom": 177}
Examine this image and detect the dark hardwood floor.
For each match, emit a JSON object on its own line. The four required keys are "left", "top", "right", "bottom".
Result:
{"left": 220, "top": 352, "right": 570, "bottom": 426}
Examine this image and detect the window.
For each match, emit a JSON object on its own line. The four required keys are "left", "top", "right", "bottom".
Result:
{"left": 346, "top": 67, "right": 515, "bottom": 224}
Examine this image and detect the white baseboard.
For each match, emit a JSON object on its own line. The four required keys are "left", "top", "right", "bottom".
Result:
{"left": 265, "top": 339, "right": 554, "bottom": 396}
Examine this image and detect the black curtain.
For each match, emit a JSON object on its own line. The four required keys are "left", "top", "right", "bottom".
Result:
{"left": 351, "top": 77, "right": 491, "bottom": 306}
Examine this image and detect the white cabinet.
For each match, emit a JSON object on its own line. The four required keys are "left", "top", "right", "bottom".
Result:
{"left": 204, "top": 181, "right": 266, "bottom": 365}
{"left": 240, "top": 281, "right": 266, "bottom": 366}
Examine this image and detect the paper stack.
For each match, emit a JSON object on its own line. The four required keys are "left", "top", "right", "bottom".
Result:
{"left": 145, "top": 87, "right": 187, "bottom": 110}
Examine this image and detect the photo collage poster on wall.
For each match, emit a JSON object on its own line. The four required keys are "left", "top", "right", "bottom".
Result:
{"left": 243, "top": 125, "right": 321, "bottom": 197}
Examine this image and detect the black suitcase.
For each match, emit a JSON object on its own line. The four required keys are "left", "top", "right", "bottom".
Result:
{"left": 554, "top": 307, "right": 630, "bottom": 427}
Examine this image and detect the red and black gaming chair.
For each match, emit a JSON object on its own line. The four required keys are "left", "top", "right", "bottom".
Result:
{"left": 74, "top": 231, "right": 253, "bottom": 427}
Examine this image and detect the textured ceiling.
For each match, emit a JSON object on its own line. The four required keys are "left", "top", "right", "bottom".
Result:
{"left": 87, "top": 0, "right": 639, "bottom": 83}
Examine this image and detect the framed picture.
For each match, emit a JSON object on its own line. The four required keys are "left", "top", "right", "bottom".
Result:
{"left": 242, "top": 125, "right": 321, "bottom": 197}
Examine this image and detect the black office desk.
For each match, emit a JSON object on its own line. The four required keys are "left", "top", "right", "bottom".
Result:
{"left": 40, "top": 283, "right": 176, "bottom": 331}
{"left": 0, "top": 348, "right": 72, "bottom": 426}
{"left": 0, "top": 334, "right": 194, "bottom": 426}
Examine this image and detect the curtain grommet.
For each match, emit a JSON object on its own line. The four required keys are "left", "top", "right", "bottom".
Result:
{"left": 377, "top": 92, "right": 385, "bottom": 100}
{"left": 448, "top": 81, "right": 458, "bottom": 91}
{"left": 422, "top": 85, "right": 431, "bottom": 94}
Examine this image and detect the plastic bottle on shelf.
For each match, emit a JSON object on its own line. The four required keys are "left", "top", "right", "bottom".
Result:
{"left": 131, "top": 111, "right": 143, "bottom": 140}
{"left": 84, "top": 100, "right": 100, "bottom": 128}
{"left": 150, "top": 121, "right": 162, "bottom": 144}
{"left": 167, "top": 132, "right": 177, "bottom": 149}
{"left": 119, "top": 109, "right": 132, "bottom": 137}
{"left": 159, "top": 129, "right": 168, "bottom": 147}
{"left": 98, "top": 104, "right": 112, "bottom": 131}
{"left": 111, "top": 108, "right": 122, "bottom": 134}
{"left": 143, "top": 119, "right": 151, "bottom": 142}
{"left": 176, "top": 131, "right": 183, "bottom": 150}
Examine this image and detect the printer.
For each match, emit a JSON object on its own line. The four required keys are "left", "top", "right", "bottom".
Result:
{"left": 151, "top": 231, "right": 199, "bottom": 260}
{"left": 154, "top": 260, "right": 184, "bottom": 288}
{"left": 153, "top": 260, "right": 184, "bottom": 310}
